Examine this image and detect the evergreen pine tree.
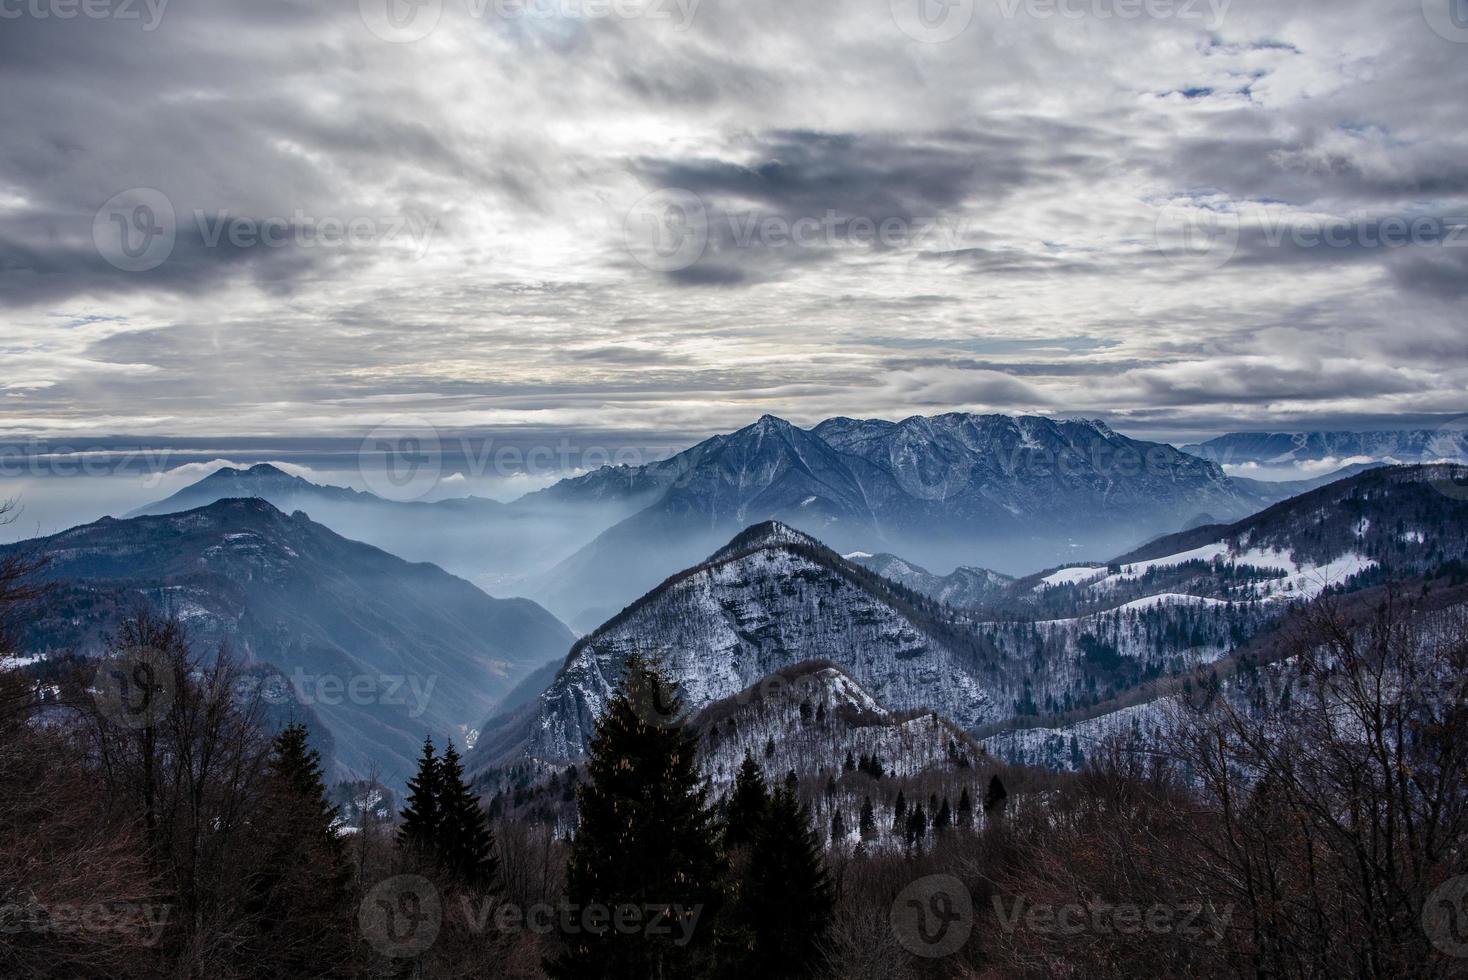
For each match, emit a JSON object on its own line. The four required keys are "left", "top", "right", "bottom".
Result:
{"left": 830, "top": 809, "right": 845, "bottom": 845}
{"left": 843, "top": 751, "right": 856, "bottom": 772}
{"left": 905, "top": 804, "right": 927, "bottom": 849}
{"left": 245, "top": 724, "right": 353, "bottom": 977}
{"left": 398, "top": 736, "right": 442, "bottom": 856}
{"left": 935, "top": 797, "right": 952, "bottom": 832}
{"left": 859, "top": 796, "right": 875, "bottom": 839}
{"left": 437, "top": 740, "right": 500, "bottom": 889}
{"left": 957, "top": 787, "right": 973, "bottom": 828}
{"left": 733, "top": 784, "right": 835, "bottom": 978}
{"left": 725, "top": 753, "right": 769, "bottom": 848}
{"left": 549, "top": 655, "right": 725, "bottom": 980}
{"left": 893, "top": 790, "right": 907, "bottom": 831}
{"left": 984, "top": 774, "right": 1008, "bottom": 815}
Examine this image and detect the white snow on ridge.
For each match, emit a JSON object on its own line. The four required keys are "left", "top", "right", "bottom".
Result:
{"left": 1099, "top": 542, "right": 1374, "bottom": 601}
{"left": 1033, "top": 592, "right": 1233, "bottom": 625}
{"left": 1039, "top": 565, "right": 1107, "bottom": 588}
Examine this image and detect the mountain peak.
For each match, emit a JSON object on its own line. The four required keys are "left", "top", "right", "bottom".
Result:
{"left": 709, "top": 520, "right": 825, "bottom": 562}
{"left": 747, "top": 413, "right": 796, "bottom": 433}
{"left": 202, "top": 462, "right": 295, "bottom": 481}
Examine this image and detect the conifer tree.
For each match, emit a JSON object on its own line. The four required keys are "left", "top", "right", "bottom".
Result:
{"left": 957, "top": 787, "right": 973, "bottom": 828}
{"left": 843, "top": 750, "right": 856, "bottom": 772}
{"left": 905, "top": 803, "right": 928, "bottom": 849}
{"left": 437, "top": 740, "right": 499, "bottom": 889}
{"left": 246, "top": 724, "right": 353, "bottom": 976}
{"left": 859, "top": 796, "right": 876, "bottom": 839}
{"left": 734, "top": 784, "right": 834, "bottom": 978}
{"left": 725, "top": 753, "right": 769, "bottom": 848}
{"left": 549, "top": 655, "right": 725, "bottom": 980}
{"left": 893, "top": 790, "right": 907, "bottom": 831}
{"left": 935, "top": 797, "right": 952, "bottom": 832}
{"left": 399, "top": 736, "right": 442, "bottom": 855}
{"left": 984, "top": 774, "right": 1008, "bottom": 815}
{"left": 830, "top": 808, "right": 845, "bottom": 844}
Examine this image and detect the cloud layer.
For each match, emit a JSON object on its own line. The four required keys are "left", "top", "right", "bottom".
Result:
{"left": 1, "top": 0, "right": 1465, "bottom": 441}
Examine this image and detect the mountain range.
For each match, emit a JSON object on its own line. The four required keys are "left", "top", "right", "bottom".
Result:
{"left": 7, "top": 498, "right": 573, "bottom": 781}
{"left": 133, "top": 413, "right": 1332, "bottom": 631}
{"left": 1185, "top": 428, "right": 1468, "bottom": 468}
{"left": 473, "top": 464, "right": 1468, "bottom": 777}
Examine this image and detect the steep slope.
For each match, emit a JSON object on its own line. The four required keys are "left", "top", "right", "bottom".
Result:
{"left": 10, "top": 499, "right": 574, "bottom": 782}
{"left": 474, "top": 661, "right": 997, "bottom": 848}
{"left": 692, "top": 661, "right": 981, "bottom": 791}
{"left": 475, "top": 522, "right": 1003, "bottom": 765}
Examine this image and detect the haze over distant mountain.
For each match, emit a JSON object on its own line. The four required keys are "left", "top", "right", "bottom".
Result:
{"left": 128, "top": 462, "right": 657, "bottom": 595}
{"left": 8, "top": 498, "right": 574, "bottom": 782}
{"left": 532, "top": 413, "right": 1285, "bottom": 626}
{"left": 134, "top": 414, "right": 1307, "bottom": 629}
{"left": 1185, "top": 429, "right": 1468, "bottom": 469}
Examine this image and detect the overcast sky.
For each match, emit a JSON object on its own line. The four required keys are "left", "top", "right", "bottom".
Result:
{"left": 2, "top": 0, "right": 1466, "bottom": 444}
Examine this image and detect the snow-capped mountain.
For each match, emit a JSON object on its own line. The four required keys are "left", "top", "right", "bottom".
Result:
{"left": 480, "top": 465, "right": 1468, "bottom": 775}
{"left": 693, "top": 661, "right": 981, "bottom": 792}
{"left": 6, "top": 498, "right": 574, "bottom": 782}
{"left": 473, "top": 521, "right": 1006, "bottom": 765}
{"left": 533, "top": 413, "right": 1276, "bottom": 627}
{"left": 847, "top": 553, "right": 1014, "bottom": 610}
